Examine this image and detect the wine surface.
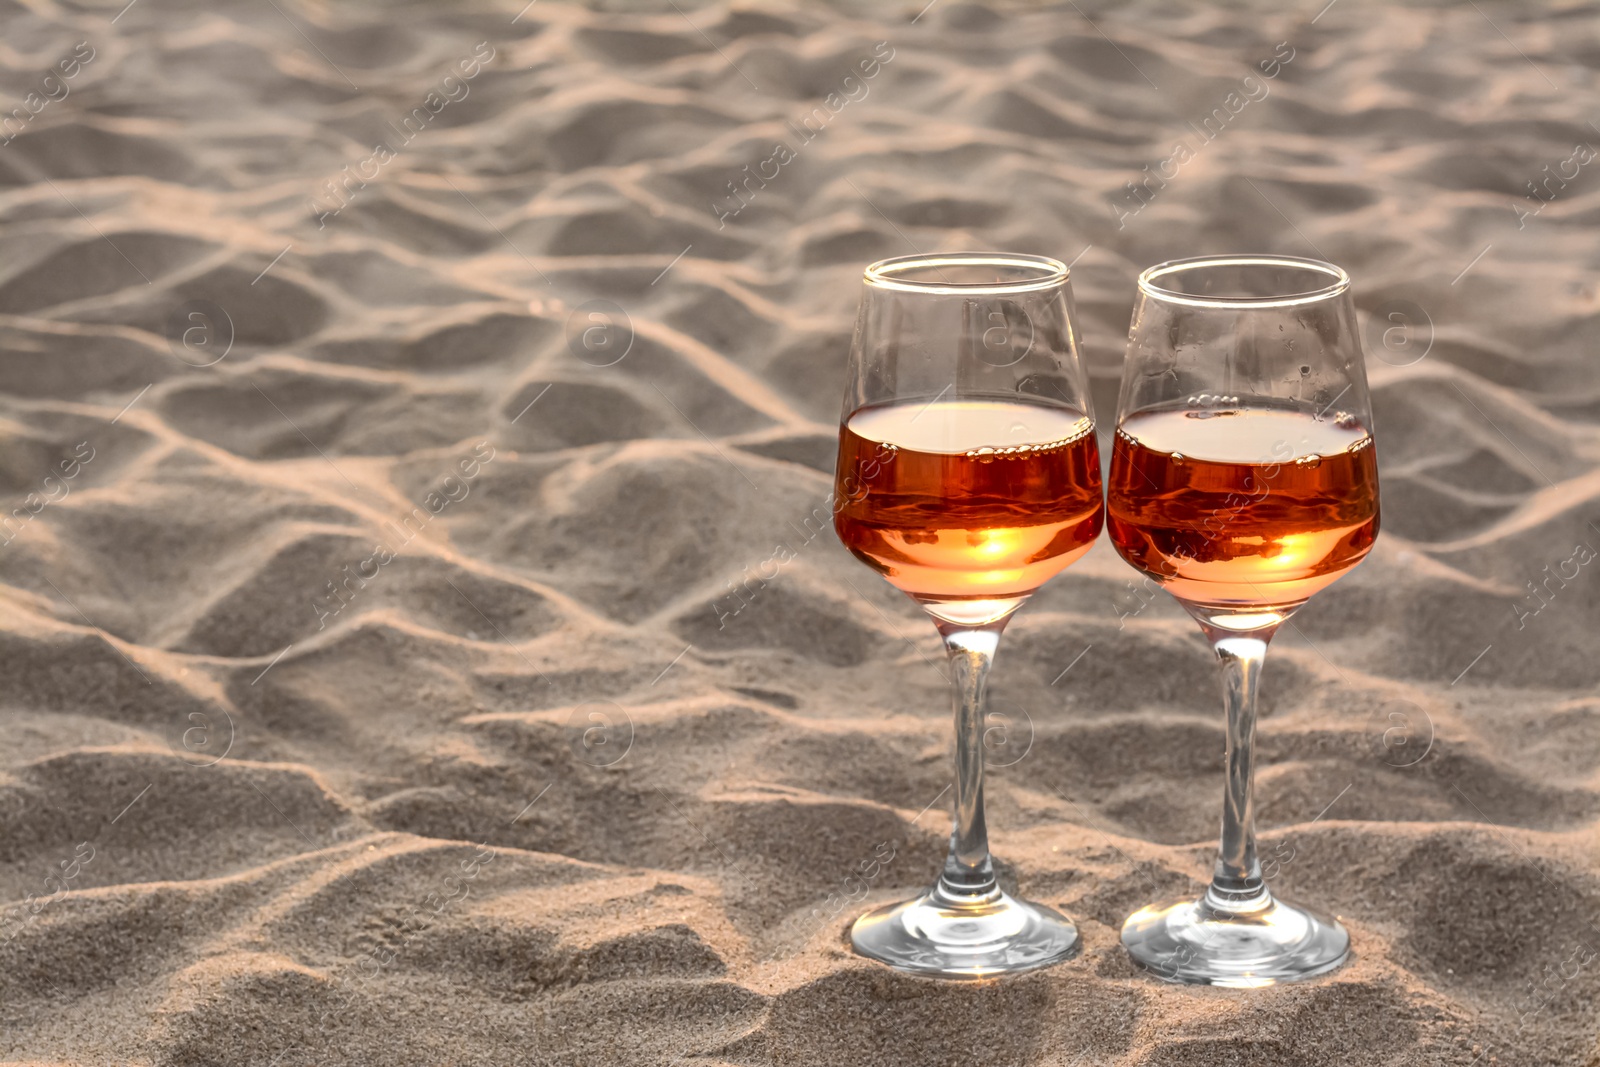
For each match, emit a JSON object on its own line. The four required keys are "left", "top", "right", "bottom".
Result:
{"left": 834, "top": 399, "right": 1104, "bottom": 602}
{"left": 1107, "top": 407, "right": 1378, "bottom": 607}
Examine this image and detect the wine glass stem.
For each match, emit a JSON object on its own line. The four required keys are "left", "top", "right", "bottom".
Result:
{"left": 1204, "top": 631, "right": 1272, "bottom": 915}
{"left": 935, "top": 622, "right": 1003, "bottom": 902}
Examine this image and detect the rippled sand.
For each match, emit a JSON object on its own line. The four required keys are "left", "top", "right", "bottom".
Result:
{"left": 0, "top": 1, "right": 1597, "bottom": 1064}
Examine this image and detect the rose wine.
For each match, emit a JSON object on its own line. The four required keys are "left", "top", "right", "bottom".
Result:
{"left": 834, "top": 399, "right": 1103, "bottom": 604}
{"left": 1107, "top": 407, "right": 1378, "bottom": 607}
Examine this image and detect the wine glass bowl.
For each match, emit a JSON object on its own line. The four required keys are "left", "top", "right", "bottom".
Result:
{"left": 1110, "top": 256, "right": 1379, "bottom": 620}
{"left": 834, "top": 398, "right": 1103, "bottom": 622}
{"left": 1108, "top": 254, "right": 1379, "bottom": 986}
{"left": 834, "top": 252, "right": 1102, "bottom": 977}
{"left": 1107, "top": 404, "right": 1379, "bottom": 613}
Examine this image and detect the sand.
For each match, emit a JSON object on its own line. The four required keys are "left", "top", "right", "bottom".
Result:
{"left": 0, "top": 0, "right": 1597, "bottom": 1063}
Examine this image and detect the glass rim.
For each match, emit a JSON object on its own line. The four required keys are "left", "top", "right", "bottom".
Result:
{"left": 1137, "top": 254, "right": 1351, "bottom": 309}
{"left": 863, "top": 252, "right": 1070, "bottom": 295}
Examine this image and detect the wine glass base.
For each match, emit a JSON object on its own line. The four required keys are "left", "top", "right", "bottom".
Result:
{"left": 1121, "top": 893, "right": 1350, "bottom": 987}
{"left": 850, "top": 886, "right": 1079, "bottom": 979}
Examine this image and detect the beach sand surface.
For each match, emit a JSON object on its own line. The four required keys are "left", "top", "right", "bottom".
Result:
{"left": 0, "top": 1, "right": 1598, "bottom": 1064}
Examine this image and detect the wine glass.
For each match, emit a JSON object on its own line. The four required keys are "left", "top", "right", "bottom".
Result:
{"left": 833, "top": 252, "right": 1104, "bottom": 978}
{"left": 1107, "top": 254, "right": 1380, "bottom": 986}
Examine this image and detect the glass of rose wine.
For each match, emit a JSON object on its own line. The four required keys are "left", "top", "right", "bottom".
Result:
{"left": 1107, "top": 255, "right": 1380, "bottom": 986}
{"left": 833, "top": 252, "right": 1103, "bottom": 977}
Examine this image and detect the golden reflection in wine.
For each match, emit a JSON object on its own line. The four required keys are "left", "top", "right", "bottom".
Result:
{"left": 1107, "top": 407, "right": 1379, "bottom": 607}
{"left": 834, "top": 399, "right": 1104, "bottom": 604}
